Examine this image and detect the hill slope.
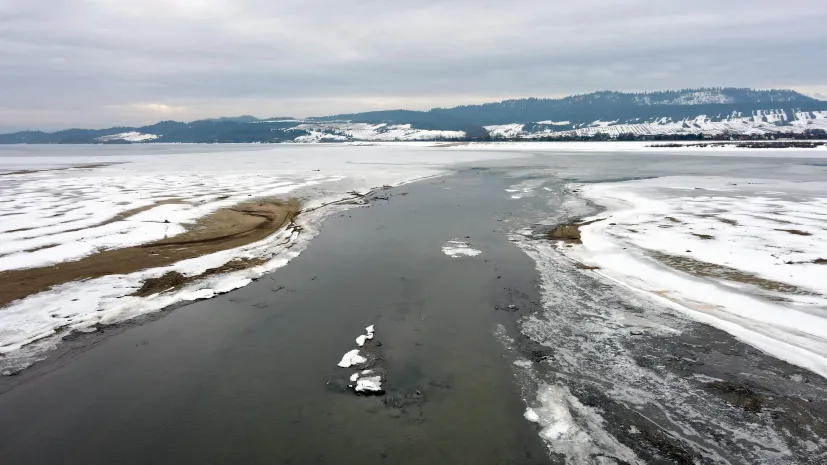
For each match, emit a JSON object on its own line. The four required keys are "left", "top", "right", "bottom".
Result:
{"left": 2, "top": 88, "right": 826, "bottom": 143}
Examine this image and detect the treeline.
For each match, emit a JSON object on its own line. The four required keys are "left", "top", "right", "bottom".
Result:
{"left": 501, "top": 129, "right": 827, "bottom": 142}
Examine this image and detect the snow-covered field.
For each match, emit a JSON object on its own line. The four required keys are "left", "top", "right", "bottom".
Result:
{"left": 285, "top": 109, "right": 827, "bottom": 142}
{"left": 0, "top": 144, "right": 521, "bottom": 371}
{"left": 292, "top": 122, "right": 465, "bottom": 142}
{"left": 96, "top": 131, "right": 159, "bottom": 142}
{"left": 566, "top": 176, "right": 827, "bottom": 377}
{"left": 501, "top": 109, "right": 827, "bottom": 139}
{"left": 447, "top": 140, "right": 827, "bottom": 155}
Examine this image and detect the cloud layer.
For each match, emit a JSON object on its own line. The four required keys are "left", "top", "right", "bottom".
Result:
{"left": 2, "top": 0, "right": 826, "bottom": 129}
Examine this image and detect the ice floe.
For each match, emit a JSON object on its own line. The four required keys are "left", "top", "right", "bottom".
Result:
{"left": 441, "top": 240, "right": 482, "bottom": 258}
{"left": 337, "top": 324, "right": 384, "bottom": 394}
{"left": 354, "top": 374, "right": 383, "bottom": 393}
{"left": 337, "top": 349, "right": 367, "bottom": 368}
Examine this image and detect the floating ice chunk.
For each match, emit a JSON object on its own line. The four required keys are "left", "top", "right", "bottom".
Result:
{"left": 348, "top": 369, "right": 383, "bottom": 392}
{"left": 524, "top": 384, "right": 639, "bottom": 462}
{"left": 441, "top": 240, "right": 482, "bottom": 258}
{"left": 355, "top": 376, "right": 383, "bottom": 393}
{"left": 337, "top": 349, "right": 367, "bottom": 368}
{"left": 524, "top": 408, "right": 540, "bottom": 422}
{"left": 356, "top": 324, "right": 375, "bottom": 346}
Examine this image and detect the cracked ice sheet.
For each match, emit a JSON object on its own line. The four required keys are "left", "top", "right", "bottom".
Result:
{"left": 0, "top": 144, "right": 528, "bottom": 369}
{"left": 567, "top": 175, "right": 827, "bottom": 378}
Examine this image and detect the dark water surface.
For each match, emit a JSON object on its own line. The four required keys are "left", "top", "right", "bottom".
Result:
{"left": 0, "top": 170, "right": 551, "bottom": 464}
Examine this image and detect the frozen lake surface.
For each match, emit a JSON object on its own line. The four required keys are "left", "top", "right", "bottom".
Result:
{"left": 1, "top": 143, "right": 826, "bottom": 463}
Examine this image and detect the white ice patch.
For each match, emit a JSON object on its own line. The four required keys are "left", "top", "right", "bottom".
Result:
{"left": 524, "top": 383, "right": 639, "bottom": 463}
{"left": 510, "top": 237, "right": 794, "bottom": 463}
{"left": 337, "top": 349, "right": 367, "bottom": 368}
{"left": 356, "top": 324, "right": 375, "bottom": 346}
{"left": 441, "top": 240, "right": 482, "bottom": 258}
{"left": 349, "top": 369, "right": 383, "bottom": 392}
{"left": 505, "top": 178, "right": 547, "bottom": 201}
{"left": 354, "top": 375, "right": 383, "bottom": 392}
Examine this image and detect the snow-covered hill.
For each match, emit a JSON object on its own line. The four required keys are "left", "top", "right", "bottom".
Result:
{"left": 96, "top": 131, "right": 159, "bottom": 142}
{"left": 488, "top": 109, "right": 827, "bottom": 140}
{"left": 3, "top": 88, "right": 826, "bottom": 144}
{"left": 289, "top": 122, "right": 465, "bottom": 142}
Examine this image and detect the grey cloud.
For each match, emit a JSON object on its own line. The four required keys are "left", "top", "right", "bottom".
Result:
{"left": 1, "top": 0, "right": 826, "bottom": 129}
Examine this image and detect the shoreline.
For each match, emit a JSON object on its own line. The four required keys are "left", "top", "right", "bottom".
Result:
{"left": 0, "top": 198, "right": 301, "bottom": 308}
{"left": 559, "top": 176, "right": 827, "bottom": 378}
{"left": 0, "top": 176, "right": 443, "bottom": 376}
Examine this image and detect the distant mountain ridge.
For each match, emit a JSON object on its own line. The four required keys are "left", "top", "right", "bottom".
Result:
{"left": 2, "top": 88, "right": 826, "bottom": 144}
{"left": 317, "top": 88, "right": 822, "bottom": 127}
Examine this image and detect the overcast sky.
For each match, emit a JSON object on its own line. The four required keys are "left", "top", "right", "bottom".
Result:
{"left": 1, "top": 0, "right": 826, "bottom": 130}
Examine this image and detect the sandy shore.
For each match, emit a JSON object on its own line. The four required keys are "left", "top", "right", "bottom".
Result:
{"left": 0, "top": 198, "right": 300, "bottom": 308}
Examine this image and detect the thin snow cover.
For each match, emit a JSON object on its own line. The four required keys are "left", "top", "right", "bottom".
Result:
{"left": 337, "top": 349, "right": 367, "bottom": 368}
{"left": 662, "top": 90, "right": 736, "bottom": 105}
{"left": 535, "top": 120, "right": 571, "bottom": 125}
{"left": 441, "top": 240, "right": 482, "bottom": 258}
{"left": 568, "top": 176, "right": 827, "bottom": 378}
{"left": 466, "top": 109, "right": 827, "bottom": 140}
{"left": 0, "top": 144, "right": 524, "bottom": 368}
{"left": 484, "top": 124, "right": 524, "bottom": 138}
{"left": 448, "top": 141, "right": 827, "bottom": 156}
{"left": 96, "top": 132, "right": 159, "bottom": 142}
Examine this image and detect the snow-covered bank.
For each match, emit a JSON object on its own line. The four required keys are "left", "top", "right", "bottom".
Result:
{"left": 0, "top": 144, "right": 525, "bottom": 372}
{"left": 447, "top": 140, "right": 827, "bottom": 156}
{"left": 565, "top": 176, "right": 827, "bottom": 378}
